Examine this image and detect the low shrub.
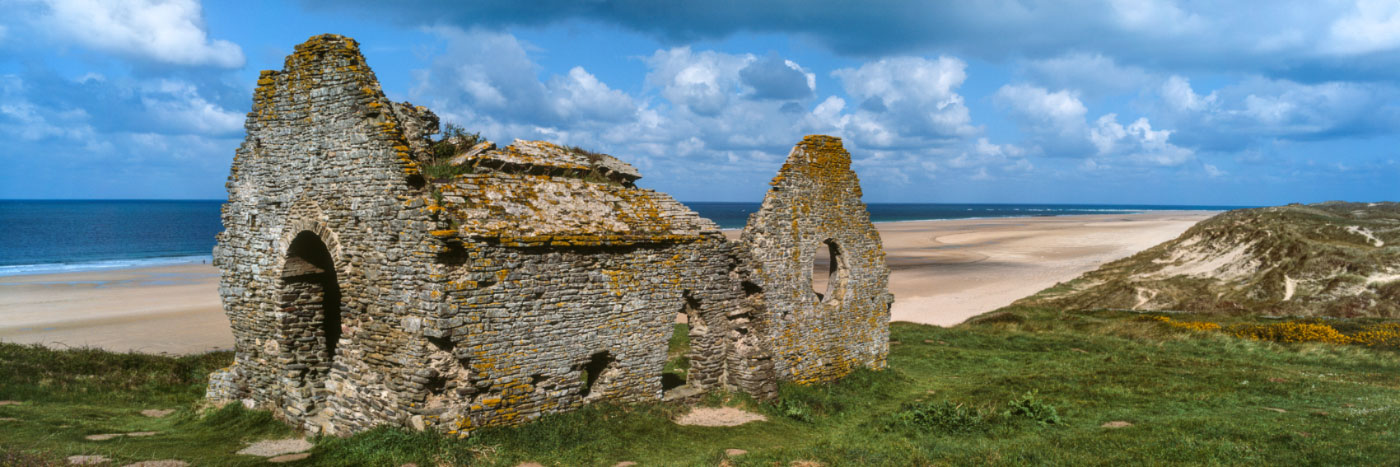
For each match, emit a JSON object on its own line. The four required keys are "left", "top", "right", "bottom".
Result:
{"left": 1349, "top": 323, "right": 1400, "bottom": 347}
{"left": 1003, "top": 391, "right": 1061, "bottom": 426}
{"left": 1144, "top": 315, "right": 1221, "bottom": 332}
{"left": 885, "top": 400, "right": 986, "bottom": 434}
{"left": 1229, "top": 322, "right": 1352, "bottom": 344}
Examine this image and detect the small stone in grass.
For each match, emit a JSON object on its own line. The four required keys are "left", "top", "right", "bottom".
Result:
{"left": 268, "top": 453, "right": 312, "bottom": 463}
{"left": 922, "top": 339, "right": 934, "bottom": 344}
{"left": 141, "top": 409, "right": 175, "bottom": 418}
{"left": 674, "top": 407, "right": 767, "bottom": 426}
{"left": 1263, "top": 407, "right": 1287, "bottom": 413}
{"left": 1070, "top": 348, "right": 1090, "bottom": 354}
{"left": 0, "top": 417, "right": 17, "bottom": 422}
{"left": 121, "top": 461, "right": 188, "bottom": 467}
{"left": 66, "top": 455, "right": 111, "bottom": 465}
{"left": 613, "top": 462, "right": 637, "bottom": 467}
{"left": 85, "top": 433, "right": 123, "bottom": 441}
{"left": 126, "top": 432, "right": 158, "bottom": 437}
{"left": 1101, "top": 421, "right": 1133, "bottom": 428}
{"left": 726, "top": 449, "right": 748, "bottom": 457}
{"left": 237, "top": 438, "right": 313, "bottom": 457}
{"left": 0, "top": 401, "right": 20, "bottom": 406}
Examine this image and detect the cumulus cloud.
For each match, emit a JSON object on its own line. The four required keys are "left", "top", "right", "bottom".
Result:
{"left": 996, "top": 83, "right": 1193, "bottom": 166}
{"left": 408, "top": 29, "right": 1038, "bottom": 195}
{"left": 1090, "top": 114, "right": 1193, "bottom": 166}
{"left": 1154, "top": 74, "right": 1400, "bottom": 150}
{"left": 831, "top": 56, "right": 977, "bottom": 147}
{"left": 27, "top": 0, "right": 244, "bottom": 68}
{"left": 311, "top": 0, "right": 1400, "bottom": 80}
{"left": 1324, "top": 0, "right": 1400, "bottom": 55}
{"left": 739, "top": 53, "right": 815, "bottom": 101}
{"left": 994, "top": 84, "right": 1088, "bottom": 149}
{"left": 645, "top": 47, "right": 753, "bottom": 117}
{"left": 414, "top": 27, "right": 637, "bottom": 132}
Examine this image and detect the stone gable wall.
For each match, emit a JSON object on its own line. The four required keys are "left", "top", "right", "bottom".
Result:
{"left": 211, "top": 34, "right": 448, "bottom": 434}
{"left": 740, "top": 135, "right": 894, "bottom": 384}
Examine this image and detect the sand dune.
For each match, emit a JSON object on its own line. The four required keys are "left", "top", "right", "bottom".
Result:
{"left": 0, "top": 211, "right": 1214, "bottom": 354}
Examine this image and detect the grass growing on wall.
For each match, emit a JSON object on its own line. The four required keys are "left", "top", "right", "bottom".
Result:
{"left": 4, "top": 307, "right": 1400, "bottom": 465}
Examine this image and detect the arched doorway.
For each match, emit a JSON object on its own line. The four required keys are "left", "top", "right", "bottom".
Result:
{"left": 278, "top": 231, "right": 342, "bottom": 419}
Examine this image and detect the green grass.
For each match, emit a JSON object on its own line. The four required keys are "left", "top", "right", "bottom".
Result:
{"left": 5, "top": 306, "right": 1400, "bottom": 465}
{"left": 663, "top": 323, "right": 691, "bottom": 388}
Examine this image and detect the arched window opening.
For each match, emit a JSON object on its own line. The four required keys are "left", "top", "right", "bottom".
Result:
{"left": 810, "top": 239, "right": 848, "bottom": 305}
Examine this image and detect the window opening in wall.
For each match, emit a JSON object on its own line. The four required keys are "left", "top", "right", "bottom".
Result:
{"left": 810, "top": 239, "right": 847, "bottom": 304}
{"left": 578, "top": 351, "right": 614, "bottom": 398}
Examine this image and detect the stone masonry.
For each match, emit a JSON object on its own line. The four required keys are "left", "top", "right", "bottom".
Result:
{"left": 206, "top": 34, "right": 892, "bottom": 437}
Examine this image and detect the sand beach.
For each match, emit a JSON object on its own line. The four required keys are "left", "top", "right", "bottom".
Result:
{"left": 0, "top": 211, "right": 1214, "bottom": 354}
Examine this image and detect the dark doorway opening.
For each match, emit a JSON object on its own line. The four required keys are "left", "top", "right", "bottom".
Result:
{"left": 279, "top": 231, "right": 342, "bottom": 416}
{"left": 662, "top": 294, "right": 704, "bottom": 391}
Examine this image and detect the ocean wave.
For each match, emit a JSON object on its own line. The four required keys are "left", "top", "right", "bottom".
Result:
{"left": 0, "top": 255, "right": 213, "bottom": 277}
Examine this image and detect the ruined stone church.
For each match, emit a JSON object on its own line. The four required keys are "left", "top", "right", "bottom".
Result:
{"left": 206, "top": 34, "right": 892, "bottom": 436}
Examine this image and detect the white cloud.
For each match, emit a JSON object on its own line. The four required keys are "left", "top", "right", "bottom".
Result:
{"left": 1325, "top": 0, "right": 1400, "bottom": 55}
{"left": 548, "top": 67, "right": 637, "bottom": 123}
{"left": 1107, "top": 0, "right": 1205, "bottom": 36}
{"left": 646, "top": 47, "right": 754, "bottom": 116}
{"left": 1091, "top": 114, "right": 1193, "bottom": 166}
{"left": 33, "top": 0, "right": 244, "bottom": 68}
{"left": 994, "top": 84, "right": 1087, "bottom": 141}
{"left": 416, "top": 28, "right": 638, "bottom": 130}
{"left": 1204, "top": 163, "right": 1225, "bottom": 177}
{"left": 1160, "top": 75, "right": 1216, "bottom": 112}
{"left": 1153, "top": 75, "right": 1399, "bottom": 149}
{"left": 139, "top": 79, "right": 244, "bottom": 135}
{"left": 831, "top": 56, "right": 977, "bottom": 147}
{"left": 996, "top": 83, "right": 1192, "bottom": 166}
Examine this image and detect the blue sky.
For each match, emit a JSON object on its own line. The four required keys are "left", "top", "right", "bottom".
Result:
{"left": 1, "top": 1, "right": 1398, "bottom": 204}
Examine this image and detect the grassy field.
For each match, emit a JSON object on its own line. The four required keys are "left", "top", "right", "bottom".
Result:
{"left": 4, "top": 307, "right": 1400, "bottom": 465}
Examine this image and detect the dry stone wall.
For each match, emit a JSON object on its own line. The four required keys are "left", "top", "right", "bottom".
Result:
{"left": 740, "top": 135, "right": 894, "bottom": 384}
{"left": 209, "top": 34, "right": 887, "bottom": 437}
{"left": 208, "top": 34, "right": 448, "bottom": 434}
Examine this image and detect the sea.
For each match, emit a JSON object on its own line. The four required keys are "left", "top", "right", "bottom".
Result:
{"left": 0, "top": 200, "right": 1248, "bottom": 277}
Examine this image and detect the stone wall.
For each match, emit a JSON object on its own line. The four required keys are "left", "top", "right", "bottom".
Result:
{"left": 210, "top": 34, "right": 886, "bottom": 437}
{"left": 740, "top": 135, "right": 894, "bottom": 384}
{"left": 209, "top": 34, "right": 448, "bottom": 434}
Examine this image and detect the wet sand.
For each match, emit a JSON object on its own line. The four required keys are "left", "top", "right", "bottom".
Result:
{"left": 0, "top": 211, "right": 1214, "bottom": 354}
